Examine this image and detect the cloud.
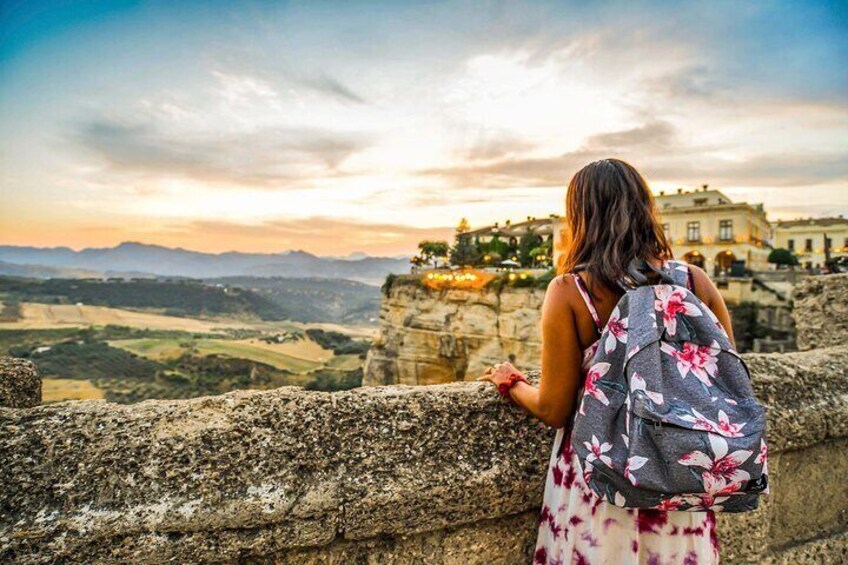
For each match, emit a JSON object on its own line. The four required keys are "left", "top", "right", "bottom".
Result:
{"left": 297, "top": 73, "right": 368, "bottom": 105}
{"left": 168, "top": 216, "right": 455, "bottom": 255}
{"left": 465, "top": 133, "right": 536, "bottom": 161}
{"left": 420, "top": 120, "right": 678, "bottom": 188}
{"left": 72, "top": 118, "right": 372, "bottom": 189}
{"left": 419, "top": 116, "right": 848, "bottom": 190}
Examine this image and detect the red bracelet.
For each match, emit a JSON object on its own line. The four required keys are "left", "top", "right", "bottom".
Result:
{"left": 497, "top": 372, "right": 529, "bottom": 404}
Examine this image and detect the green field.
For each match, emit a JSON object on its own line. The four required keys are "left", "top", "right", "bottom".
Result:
{"left": 109, "top": 337, "right": 325, "bottom": 373}
{"left": 0, "top": 276, "right": 375, "bottom": 404}
{"left": 2, "top": 316, "right": 371, "bottom": 404}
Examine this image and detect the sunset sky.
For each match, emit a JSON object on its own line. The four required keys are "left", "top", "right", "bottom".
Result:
{"left": 2, "top": 0, "right": 847, "bottom": 256}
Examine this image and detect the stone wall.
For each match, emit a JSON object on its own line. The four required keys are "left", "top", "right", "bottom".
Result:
{"left": 794, "top": 273, "right": 848, "bottom": 351}
{"left": 1, "top": 275, "right": 847, "bottom": 564}
{"left": 0, "top": 357, "right": 40, "bottom": 408}
{"left": 364, "top": 278, "right": 545, "bottom": 386}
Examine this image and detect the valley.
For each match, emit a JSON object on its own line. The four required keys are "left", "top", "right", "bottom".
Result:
{"left": 0, "top": 276, "right": 379, "bottom": 403}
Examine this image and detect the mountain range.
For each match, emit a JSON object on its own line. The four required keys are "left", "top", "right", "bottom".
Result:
{"left": 0, "top": 242, "right": 411, "bottom": 285}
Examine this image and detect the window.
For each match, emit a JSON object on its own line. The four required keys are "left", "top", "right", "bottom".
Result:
{"left": 719, "top": 220, "right": 733, "bottom": 241}
{"left": 662, "top": 223, "right": 670, "bottom": 239}
{"left": 687, "top": 221, "right": 701, "bottom": 242}
{"left": 787, "top": 239, "right": 795, "bottom": 251}
{"left": 694, "top": 198, "right": 708, "bottom": 206}
{"left": 805, "top": 239, "right": 813, "bottom": 252}
{"left": 825, "top": 236, "right": 832, "bottom": 250}
{"left": 844, "top": 237, "right": 848, "bottom": 250}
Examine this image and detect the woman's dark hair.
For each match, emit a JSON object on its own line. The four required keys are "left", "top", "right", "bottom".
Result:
{"left": 558, "top": 158, "right": 673, "bottom": 291}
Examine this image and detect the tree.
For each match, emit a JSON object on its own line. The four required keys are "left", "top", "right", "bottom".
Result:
{"left": 450, "top": 232, "right": 480, "bottom": 266}
{"left": 418, "top": 240, "right": 450, "bottom": 268}
{"left": 768, "top": 248, "right": 799, "bottom": 269}
{"left": 529, "top": 244, "right": 551, "bottom": 267}
{"left": 518, "top": 230, "right": 543, "bottom": 267}
{"left": 484, "top": 235, "right": 510, "bottom": 260}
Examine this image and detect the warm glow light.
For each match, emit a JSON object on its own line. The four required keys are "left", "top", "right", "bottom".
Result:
{"left": 421, "top": 268, "right": 494, "bottom": 290}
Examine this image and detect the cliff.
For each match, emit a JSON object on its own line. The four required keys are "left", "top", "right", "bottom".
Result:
{"left": 363, "top": 274, "right": 801, "bottom": 386}
{"left": 364, "top": 277, "right": 545, "bottom": 386}
{"left": 1, "top": 275, "right": 847, "bottom": 564}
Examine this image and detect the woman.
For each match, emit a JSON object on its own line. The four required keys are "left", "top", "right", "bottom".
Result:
{"left": 479, "top": 158, "right": 732, "bottom": 564}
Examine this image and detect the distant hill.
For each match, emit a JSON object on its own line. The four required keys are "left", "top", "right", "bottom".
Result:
{"left": 0, "top": 260, "right": 157, "bottom": 280}
{"left": 0, "top": 276, "right": 287, "bottom": 321}
{"left": 0, "top": 242, "right": 410, "bottom": 284}
{"left": 0, "top": 275, "right": 381, "bottom": 325}
{"left": 0, "top": 260, "right": 102, "bottom": 279}
{"left": 206, "top": 276, "right": 381, "bottom": 324}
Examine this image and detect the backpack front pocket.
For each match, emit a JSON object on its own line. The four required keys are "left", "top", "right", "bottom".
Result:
{"left": 626, "top": 392, "right": 766, "bottom": 496}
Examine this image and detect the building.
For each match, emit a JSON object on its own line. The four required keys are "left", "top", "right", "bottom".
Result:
{"left": 772, "top": 216, "right": 848, "bottom": 270}
{"left": 456, "top": 216, "right": 558, "bottom": 267}
{"left": 653, "top": 186, "right": 772, "bottom": 276}
{"left": 552, "top": 186, "right": 772, "bottom": 275}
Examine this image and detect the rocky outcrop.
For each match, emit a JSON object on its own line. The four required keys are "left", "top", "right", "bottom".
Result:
{"left": 794, "top": 273, "right": 848, "bottom": 351}
{"left": 364, "top": 278, "right": 545, "bottom": 386}
{"left": 1, "top": 275, "right": 847, "bottom": 564}
{"left": 0, "top": 357, "right": 40, "bottom": 408}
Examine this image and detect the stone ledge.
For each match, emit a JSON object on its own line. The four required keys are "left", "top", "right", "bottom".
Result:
{"left": 0, "top": 357, "right": 40, "bottom": 408}
{"left": 772, "top": 529, "right": 848, "bottom": 565}
{"left": 2, "top": 346, "right": 847, "bottom": 563}
{"left": 794, "top": 273, "right": 848, "bottom": 351}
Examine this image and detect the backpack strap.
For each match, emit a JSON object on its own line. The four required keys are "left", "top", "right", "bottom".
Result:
{"left": 570, "top": 273, "right": 603, "bottom": 333}
{"left": 663, "top": 259, "right": 693, "bottom": 290}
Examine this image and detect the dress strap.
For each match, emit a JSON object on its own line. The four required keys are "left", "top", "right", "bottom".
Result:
{"left": 570, "top": 273, "right": 603, "bottom": 332}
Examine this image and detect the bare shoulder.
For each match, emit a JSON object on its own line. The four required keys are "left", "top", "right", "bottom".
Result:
{"left": 543, "top": 274, "right": 577, "bottom": 320}
{"left": 545, "top": 273, "right": 574, "bottom": 302}
{"left": 686, "top": 264, "right": 719, "bottom": 303}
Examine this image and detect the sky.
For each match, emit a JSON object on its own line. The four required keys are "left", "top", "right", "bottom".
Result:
{"left": 1, "top": 0, "right": 847, "bottom": 257}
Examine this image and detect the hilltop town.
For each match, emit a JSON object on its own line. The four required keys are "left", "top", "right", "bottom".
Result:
{"left": 365, "top": 187, "right": 848, "bottom": 387}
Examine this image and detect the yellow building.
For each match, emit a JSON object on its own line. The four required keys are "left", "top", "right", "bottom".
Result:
{"left": 551, "top": 186, "right": 772, "bottom": 275}
{"left": 772, "top": 216, "right": 848, "bottom": 270}
{"left": 654, "top": 187, "right": 772, "bottom": 276}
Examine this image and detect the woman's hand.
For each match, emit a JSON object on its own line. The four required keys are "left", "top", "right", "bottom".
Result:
{"left": 477, "top": 361, "right": 524, "bottom": 387}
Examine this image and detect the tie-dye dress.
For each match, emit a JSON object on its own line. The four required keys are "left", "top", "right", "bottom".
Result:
{"left": 532, "top": 273, "right": 719, "bottom": 565}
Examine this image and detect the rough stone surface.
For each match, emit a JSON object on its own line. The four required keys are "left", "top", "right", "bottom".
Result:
{"left": 3, "top": 275, "right": 848, "bottom": 564}
{"left": 0, "top": 379, "right": 553, "bottom": 563}
{"left": 743, "top": 347, "right": 848, "bottom": 451}
{"left": 769, "top": 439, "right": 848, "bottom": 548}
{"left": 2, "top": 347, "right": 847, "bottom": 563}
{"left": 0, "top": 357, "right": 40, "bottom": 408}
{"left": 772, "top": 530, "right": 848, "bottom": 565}
{"left": 364, "top": 280, "right": 545, "bottom": 386}
{"left": 794, "top": 273, "right": 848, "bottom": 351}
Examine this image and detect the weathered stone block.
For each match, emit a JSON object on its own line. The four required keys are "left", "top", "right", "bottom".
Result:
{"left": 769, "top": 439, "right": 848, "bottom": 548}
{"left": 0, "top": 357, "right": 40, "bottom": 408}
{"left": 794, "top": 273, "right": 848, "bottom": 351}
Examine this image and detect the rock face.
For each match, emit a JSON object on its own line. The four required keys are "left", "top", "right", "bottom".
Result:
{"left": 364, "top": 278, "right": 545, "bottom": 386}
{"left": 794, "top": 273, "right": 848, "bottom": 351}
{"left": 0, "top": 357, "right": 40, "bottom": 408}
{"left": 1, "top": 275, "right": 847, "bottom": 564}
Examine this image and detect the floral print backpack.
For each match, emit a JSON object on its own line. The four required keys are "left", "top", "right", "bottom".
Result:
{"left": 570, "top": 259, "right": 769, "bottom": 512}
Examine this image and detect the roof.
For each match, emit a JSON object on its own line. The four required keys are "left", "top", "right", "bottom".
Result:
{"left": 655, "top": 188, "right": 735, "bottom": 208}
{"left": 774, "top": 217, "right": 848, "bottom": 229}
{"left": 460, "top": 216, "right": 559, "bottom": 237}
